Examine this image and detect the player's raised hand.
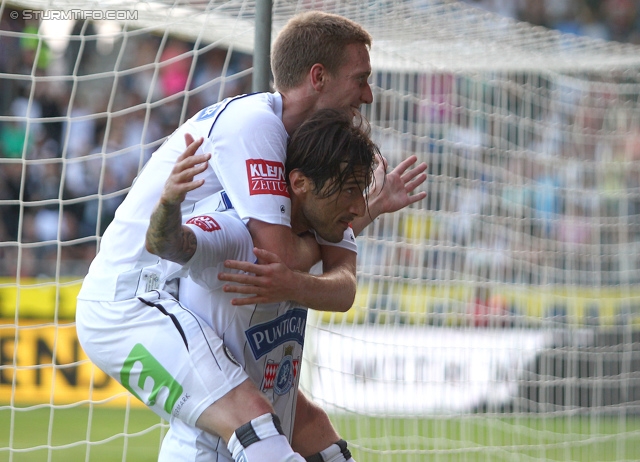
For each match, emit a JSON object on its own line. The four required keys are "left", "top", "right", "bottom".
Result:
{"left": 368, "top": 154, "right": 427, "bottom": 216}
{"left": 219, "top": 247, "right": 299, "bottom": 306}
{"left": 160, "top": 134, "right": 210, "bottom": 206}
{"left": 147, "top": 134, "right": 209, "bottom": 264}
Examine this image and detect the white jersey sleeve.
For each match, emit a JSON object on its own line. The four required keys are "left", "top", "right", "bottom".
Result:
{"left": 181, "top": 211, "right": 255, "bottom": 291}
{"left": 196, "top": 93, "right": 291, "bottom": 227}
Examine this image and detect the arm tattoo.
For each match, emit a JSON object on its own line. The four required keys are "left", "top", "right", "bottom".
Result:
{"left": 182, "top": 228, "right": 198, "bottom": 262}
{"left": 146, "top": 201, "right": 196, "bottom": 264}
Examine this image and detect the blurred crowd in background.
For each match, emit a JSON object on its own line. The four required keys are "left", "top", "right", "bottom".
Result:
{"left": 1, "top": 0, "right": 640, "bottom": 282}
{"left": 462, "top": 0, "right": 640, "bottom": 43}
{"left": 0, "top": 7, "right": 254, "bottom": 278}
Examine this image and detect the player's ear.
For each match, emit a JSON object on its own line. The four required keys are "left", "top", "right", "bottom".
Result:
{"left": 309, "top": 63, "right": 326, "bottom": 91}
{"left": 289, "top": 169, "right": 310, "bottom": 195}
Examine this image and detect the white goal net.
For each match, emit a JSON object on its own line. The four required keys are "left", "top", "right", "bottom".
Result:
{"left": 1, "top": 0, "right": 640, "bottom": 461}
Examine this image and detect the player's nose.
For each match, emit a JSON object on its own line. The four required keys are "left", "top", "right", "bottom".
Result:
{"left": 349, "top": 193, "right": 367, "bottom": 218}
{"left": 361, "top": 81, "right": 373, "bottom": 105}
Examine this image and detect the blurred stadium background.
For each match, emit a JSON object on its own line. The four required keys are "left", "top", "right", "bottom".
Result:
{"left": 1, "top": 0, "right": 640, "bottom": 460}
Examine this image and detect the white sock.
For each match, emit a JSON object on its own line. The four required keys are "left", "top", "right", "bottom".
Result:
{"left": 305, "top": 440, "right": 355, "bottom": 462}
{"left": 227, "top": 413, "right": 305, "bottom": 462}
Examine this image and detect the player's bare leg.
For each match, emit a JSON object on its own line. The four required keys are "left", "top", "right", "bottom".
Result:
{"left": 292, "top": 391, "right": 340, "bottom": 454}
{"left": 195, "top": 378, "right": 305, "bottom": 462}
{"left": 293, "top": 391, "right": 356, "bottom": 462}
{"left": 195, "top": 379, "right": 272, "bottom": 440}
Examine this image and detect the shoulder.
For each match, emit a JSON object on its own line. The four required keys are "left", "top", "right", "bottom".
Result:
{"left": 189, "top": 93, "right": 278, "bottom": 124}
{"left": 211, "top": 93, "right": 284, "bottom": 133}
{"left": 200, "top": 94, "right": 287, "bottom": 159}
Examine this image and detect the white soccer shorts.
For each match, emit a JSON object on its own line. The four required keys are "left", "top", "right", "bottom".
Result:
{"left": 76, "top": 290, "right": 248, "bottom": 427}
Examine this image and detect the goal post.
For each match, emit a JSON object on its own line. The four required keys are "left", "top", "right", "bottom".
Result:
{"left": 2, "top": 1, "right": 640, "bottom": 461}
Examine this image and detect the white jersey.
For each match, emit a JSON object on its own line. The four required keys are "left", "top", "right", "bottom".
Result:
{"left": 159, "top": 209, "right": 356, "bottom": 460}
{"left": 78, "top": 92, "right": 290, "bottom": 302}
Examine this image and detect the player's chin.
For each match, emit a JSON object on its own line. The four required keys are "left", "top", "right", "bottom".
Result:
{"left": 348, "top": 106, "right": 361, "bottom": 117}
{"left": 320, "top": 227, "right": 345, "bottom": 244}
{"left": 333, "top": 103, "right": 358, "bottom": 114}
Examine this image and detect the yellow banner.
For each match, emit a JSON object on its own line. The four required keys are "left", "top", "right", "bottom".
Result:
{"left": 0, "top": 320, "right": 144, "bottom": 407}
{"left": 0, "top": 278, "right": 81, "bottom": 319}
{"left": 2, "top": 278, "right": 640, "bottom": 327}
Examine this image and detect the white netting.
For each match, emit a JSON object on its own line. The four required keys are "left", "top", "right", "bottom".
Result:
{"left": 1, "top": 1, "right": 640, "bottom": 461}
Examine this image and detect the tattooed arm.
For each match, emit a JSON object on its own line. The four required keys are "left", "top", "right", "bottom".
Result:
{"left": 145, "top": 134, "right": 210, "bottom": 264}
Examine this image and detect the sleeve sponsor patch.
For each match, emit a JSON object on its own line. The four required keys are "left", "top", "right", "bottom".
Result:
{"left": 196, "top": 102, "right": 223, "bottom": 121}
{"left": 186, "top": 215, "right": 221, "bottom": 232}
{"left": 246, "top": 159, "right": 289, "bottom": 197}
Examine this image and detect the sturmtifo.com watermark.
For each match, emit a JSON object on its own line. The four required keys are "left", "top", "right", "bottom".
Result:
{"left": 10, "top": 9, "right": 139, "bottom": 21}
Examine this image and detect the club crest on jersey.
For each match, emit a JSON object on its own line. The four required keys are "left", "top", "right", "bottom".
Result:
{"left": 246, "top": 159, "right": 289, "bottom": 197}
{"left": 262, "top": 345, "right": 300, "bottom": 395}
{"left": 246, "top": 308, "right": 307, "bottom": 359}
{"left": 186, "top": 215, "right": 221, "bottom": 232}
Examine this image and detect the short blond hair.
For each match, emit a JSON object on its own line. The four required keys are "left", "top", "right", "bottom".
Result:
{"left": 271, "top": 11, "right": 372, "bottom": 92}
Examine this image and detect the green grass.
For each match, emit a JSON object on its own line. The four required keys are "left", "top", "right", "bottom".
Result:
{"left": 0, "top": 405, "right": 165, "bottom": 462}
{"left": 331, "top": 414, "right": 640, "bottom": 462}
{"left": 2, "top": 406, "right": 640, "bottom": 461}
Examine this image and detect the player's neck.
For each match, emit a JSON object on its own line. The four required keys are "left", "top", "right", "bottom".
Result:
{"left": 280, "top": 88, "right": 318, "bottom": 136}
{"left": 288, "top": 194, "right": 308, "bottom": 236}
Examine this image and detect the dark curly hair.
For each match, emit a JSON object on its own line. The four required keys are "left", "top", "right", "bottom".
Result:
{"left": 286, "top": 109, "right": 380, "bottom": 200}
